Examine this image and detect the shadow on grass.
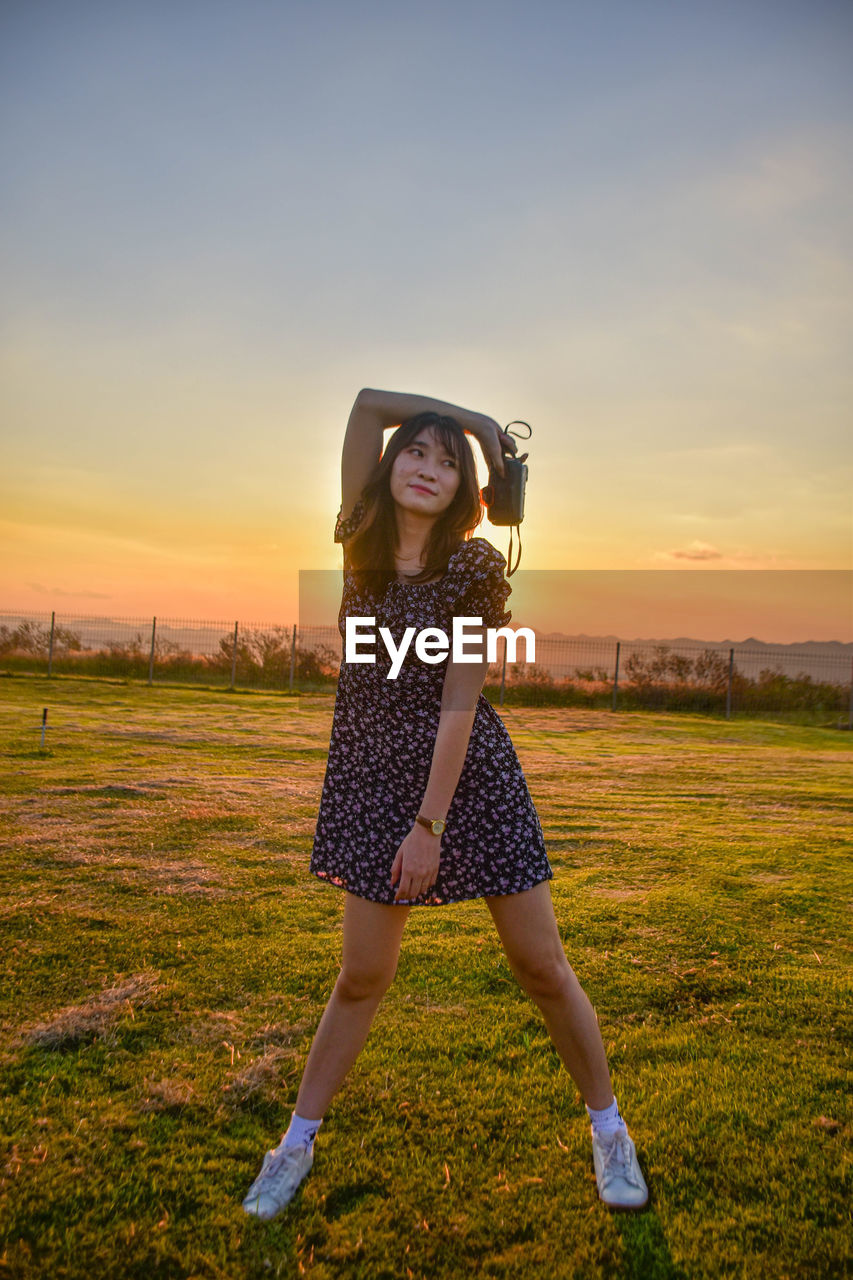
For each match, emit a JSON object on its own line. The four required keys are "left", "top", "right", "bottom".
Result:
{"left": 614, "top": 1206, "right": 688, "bottom": 1280}
{"left": 323, "top": 1178, "right": 390, "bottom": 1221}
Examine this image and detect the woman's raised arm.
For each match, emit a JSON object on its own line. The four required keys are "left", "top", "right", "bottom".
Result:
{"left": 340, "top": 387, "right": 515, "bottom": 518}
{"left": 340, "top": 391, "right": 386, "bottom": 519}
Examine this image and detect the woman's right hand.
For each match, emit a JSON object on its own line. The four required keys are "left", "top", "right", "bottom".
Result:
{"left": 463, "top": 413, "right": 518, "bottom": 478}
{"left": 390, "top": 824, "right": 442, "bottom": 903}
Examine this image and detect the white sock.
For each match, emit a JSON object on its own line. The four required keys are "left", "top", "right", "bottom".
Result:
{"left": 283, "top": 1112, "right": 323, "bottom": 1151}
{"left": 586, "top": 1095, "right": 627, "bottom": 1137}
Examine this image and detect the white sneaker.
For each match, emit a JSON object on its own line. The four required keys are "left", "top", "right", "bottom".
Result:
{"left": 242, "top": 1140, "right": 314, "bottom": 1221}
{"left": 591, "top": 1126, "right": 649, "bottom": 1211}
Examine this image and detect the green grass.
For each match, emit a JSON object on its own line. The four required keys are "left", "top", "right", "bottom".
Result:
{"left": 1, "top": 676, "right": 850, "bottom": 1279}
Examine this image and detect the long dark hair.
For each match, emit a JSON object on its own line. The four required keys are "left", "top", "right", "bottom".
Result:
{"left": 344, "top": 412, "right": 483, "bottom": 593}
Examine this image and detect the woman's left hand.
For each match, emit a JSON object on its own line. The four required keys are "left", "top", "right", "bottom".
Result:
{"left": 463, "top": 413, "right": 518, "bottom": 478}
{"left": 390, "top": 825, "right": 442, "bottom": 902}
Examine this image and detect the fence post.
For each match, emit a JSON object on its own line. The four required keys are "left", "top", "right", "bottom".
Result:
{"left": 47, "top": 611, "right": 56, "bottom": 677}
{"left": 612, "top": 641, "right": 620, "bottom": 711}
{"left": 499, "top": 634, "right": 507, "bottom": 706}
{"left": 848, "top": 657, "right": 853, "bottom": 731}
{"left": 230, "top": 622, "right": 239, "bottom": 690}
{"left": 148, "top": 617, "right": 157, "bottom": 686}
{"left": 289, "top": 624, "right": 297, "bottom": 693}
{"left": 726, "top": 648, "right": 734, "bottom": 719}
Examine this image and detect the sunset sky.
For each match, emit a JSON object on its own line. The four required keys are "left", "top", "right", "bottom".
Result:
{"left": 2, "top": 0, "right": 851, "bottom": 642}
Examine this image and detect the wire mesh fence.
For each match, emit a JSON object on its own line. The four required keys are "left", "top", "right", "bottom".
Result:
{"left": 2, "top": 609, "right": 851, "bottom": 724}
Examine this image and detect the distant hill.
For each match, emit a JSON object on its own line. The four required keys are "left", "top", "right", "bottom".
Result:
{"left": 536, "top": 632, "right": 853, "bottom": 653}
{"left": 522, "top": 631, "right": 852, "bottom": 685}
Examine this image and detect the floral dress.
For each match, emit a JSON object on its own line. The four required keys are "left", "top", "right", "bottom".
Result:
{"left": 309, "top": 498, "right": 553, "bottom": 905}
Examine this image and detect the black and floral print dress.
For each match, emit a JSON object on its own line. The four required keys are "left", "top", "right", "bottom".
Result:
{"left": 310, "top": 498, "right": 553, "bottom": 905}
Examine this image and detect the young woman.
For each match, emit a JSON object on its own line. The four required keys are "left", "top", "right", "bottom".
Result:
{"left": 242, "top": 388, "right": 649, "bottom": 1219}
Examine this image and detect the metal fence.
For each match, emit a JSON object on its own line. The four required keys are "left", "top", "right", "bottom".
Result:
{"left": 1, "top": 609, "right": 851, "bottom": 724}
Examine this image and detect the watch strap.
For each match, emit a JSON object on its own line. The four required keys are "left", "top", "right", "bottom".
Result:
{"left": 415, "top": 813, "right": 446, "bottom": 836}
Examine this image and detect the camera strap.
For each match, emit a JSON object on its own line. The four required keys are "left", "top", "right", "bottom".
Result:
{"left": 507, "top": 523, "right": 522, "bottom": 577}
{"left": 503, "top": 421, "right": 531, "bottom": 578}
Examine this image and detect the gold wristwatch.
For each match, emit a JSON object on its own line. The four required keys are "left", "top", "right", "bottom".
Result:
{"left": 415, "top": 813, "right": 446, "bottom": 836}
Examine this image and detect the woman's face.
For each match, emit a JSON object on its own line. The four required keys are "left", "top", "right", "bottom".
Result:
{"left": 389, "top": 425, "right": 462, "bottom": 520}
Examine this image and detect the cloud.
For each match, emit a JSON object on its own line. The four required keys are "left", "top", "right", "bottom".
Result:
{"left": 696, "top": 132, "right": 837, "bottom": 219}
{"left": 27, "top": 582, "right": 112, "bottom": 599}
{"left": 649, "top": 545, "right": 792, "bottom": 568}
{"left": 660, "top": 541, "right": 723, "bottom": 562}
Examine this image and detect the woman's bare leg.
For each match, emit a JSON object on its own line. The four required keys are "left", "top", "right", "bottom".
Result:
{"left": 294, "top": 892, "right": 411, "bottom": 1119}
{"left": 484, "top": 881, "right": 615, "bottom": 1109}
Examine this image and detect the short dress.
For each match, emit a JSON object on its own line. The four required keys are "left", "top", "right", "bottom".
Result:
{"left": 309, "top": 498, "right": 553, "bottom": 905}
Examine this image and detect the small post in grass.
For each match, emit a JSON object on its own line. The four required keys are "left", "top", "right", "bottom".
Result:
{"left": 40, "top": 707, "right": 48, "bottom": 749}
{"left": 612, "top": 641, "right": 621, "bottom": 711}
{"left": 289, "top": 624, "right": 297, "bottom": 693}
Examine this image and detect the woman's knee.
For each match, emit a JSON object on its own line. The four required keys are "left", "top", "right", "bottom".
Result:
{"left": 511, "top": 950, "right": 571, "bottom": 1002}
{"left": 338, "top": 895, "right": 408, "bottom": 1002}
{"left": 335, "top": 960, "right": 397, "bottom": 1003}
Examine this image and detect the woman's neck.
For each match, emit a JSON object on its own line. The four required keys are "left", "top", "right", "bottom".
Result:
{"left": 394, "top": 508, "right": 435, "bottom": 565}
{"left": 394, "top": 547, "right": 425, "bottom": 564}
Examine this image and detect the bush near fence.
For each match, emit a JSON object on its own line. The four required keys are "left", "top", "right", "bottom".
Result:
{"left": 0, "top": 622, "right": 340, "bottom": 689}
{"left": 1, "top": 618, "right": 850, "bottom": 724}
{"left": 498, "top": 650, "right": 847, "bottom": 718}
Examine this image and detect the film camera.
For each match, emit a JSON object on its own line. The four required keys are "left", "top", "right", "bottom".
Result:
{"left": 479, "top": 421, "right": 531, "bottom": 574}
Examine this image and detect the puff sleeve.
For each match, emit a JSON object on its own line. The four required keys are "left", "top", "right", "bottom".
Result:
{"left": 447, "top": 538, "right": 512, "bottom": 630}
{"left": 334, "top": 497, "right": 366, "bottom": 544}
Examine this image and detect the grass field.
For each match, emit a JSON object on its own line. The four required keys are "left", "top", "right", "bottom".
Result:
{"left": 1, "top": 676, "right": 850, "bottom": 1280}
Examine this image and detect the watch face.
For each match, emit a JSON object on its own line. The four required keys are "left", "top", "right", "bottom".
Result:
{"left": 417, "top": 815, "right": 445, "bottom": 835}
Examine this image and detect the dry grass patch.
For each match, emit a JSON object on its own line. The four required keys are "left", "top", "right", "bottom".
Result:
{"left": 501, "top": 708, "right": 611, "bottom": 734}
{"left": 10, "top": 821, "right": 116, "bottom": 850}
{"left": 589, "top": 886, "right": 648, "bottom": 899}
{"left": 47, "top": 847, "right": 130, "bottom": 868}
{"left": 142, "top": 860, "right": 229, "bottom": 897}
{"left": 182, "top": 1010, "right": 249, "bottom": 1047}
{"left": 248, "top": 1019, "right": 312, "bottom": 1049}
{"left": 47, "top": 784, "right": 160, "bottom": 798}
{"left": 0, "top": 893, "right": 63, "bottom": 919}
{"left": 139, "top": 1077, "right": 198, "bottom": 1114}
{"left": 21, "top": 970, "right": 162, "bottom": 1050}
{"left": 221, "top": 1046, "right": 300, "bottom": 1108}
